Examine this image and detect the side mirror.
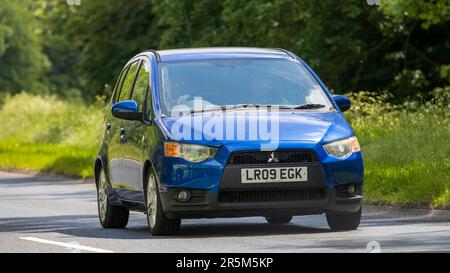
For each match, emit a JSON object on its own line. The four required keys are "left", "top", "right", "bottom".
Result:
{"left": 332, "top": 95, "right": 351, "bottom": 112}
{"left": 111, "top": 100, "right": 143, "bottom": 121}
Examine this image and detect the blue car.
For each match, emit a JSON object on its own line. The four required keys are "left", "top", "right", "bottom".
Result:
{"left": 95, "top": 47, "right": 364, "bottom": 235}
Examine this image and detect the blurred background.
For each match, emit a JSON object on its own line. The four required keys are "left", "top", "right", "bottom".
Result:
{"left": 0, "top": 0, "right": 448, "bottom": 208}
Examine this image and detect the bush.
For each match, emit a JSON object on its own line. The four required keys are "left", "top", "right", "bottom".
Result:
{"left": 0, "top": 92, "right": 104, "bottom": 177}
{"left": 346, "top": 87, "right": 450, "bottom": 208}
{"left": 0, "top": 90, "right": 448, "bottom": 207}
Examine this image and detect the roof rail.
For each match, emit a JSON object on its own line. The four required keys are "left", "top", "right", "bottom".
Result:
{"left": 143, "top": 49, "right": 161, "bottom": 63}
{"left": 275, "top": 48, "right": 297, "bottom": 60}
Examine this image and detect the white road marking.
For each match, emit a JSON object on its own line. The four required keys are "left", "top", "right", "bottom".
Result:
{"left": 19, "top": 237, "right": 114, "bottom": 253}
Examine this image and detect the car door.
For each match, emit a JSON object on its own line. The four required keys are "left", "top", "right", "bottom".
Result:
{"left": 111, "top": 60, "right": 141, "bottom": 198}
{"left": 119, "top": 58, "right": 151, "bottom": 203}
{"left": 105, "top": 64, "right": 129, "bottom": 187}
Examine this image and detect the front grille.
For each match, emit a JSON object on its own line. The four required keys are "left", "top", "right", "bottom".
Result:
{"left": 219, "top": 189, "right": 325, "bottom": 203}
{"left": 228, "top": 150, "right": 317, "bottom": 165}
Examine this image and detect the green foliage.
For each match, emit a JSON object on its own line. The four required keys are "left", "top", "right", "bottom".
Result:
{"left": 380, "top": 0, "right": 450, "bottom": 98}
{"left": 1, "top": 0, "right": 449, "bottom": 99}
{"left": 63, "top": 0, "right": 158, "bottom": 98}
{"left": 0, "top": 91, "right": 447, "bottom": 207}
{"left": 0, "top": 0, "right": 49, "bottom": 93}
{"left": 0, "top": 140, "right": 97, "bottom": 178}
{"left": 150, "top": 0, "right": 450, "bottom": 98}
{"left": 0, "top": 93, "right": 104, "bottom": 177}
{"left": 32, "top": 0, "right": 84, "bottom": 99}
{"left": 381, "top": 0, "right": 450, "bottom": 29}
{"left": 152, "top": 0, "right": 384, "bottom": 93}
{"left": 346, "top": 87, "right": 450, "bottom": 208}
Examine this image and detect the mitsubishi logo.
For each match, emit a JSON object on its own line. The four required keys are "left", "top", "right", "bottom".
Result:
{"left": 267, "top": 152, "right": 279, "bottom": 163}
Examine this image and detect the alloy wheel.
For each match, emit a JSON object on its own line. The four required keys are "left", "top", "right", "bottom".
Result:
{"left": 98, "top": 170, "right": 108, "bottom": 223}
{"left": 146, "top": 172, "right": 158, "bottom": 228}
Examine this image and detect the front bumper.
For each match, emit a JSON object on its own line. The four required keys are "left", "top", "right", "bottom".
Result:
{"left": 160, "top": 186, "right": 362, "bottom": 219}
{"left": 158, "top": 143, "right": 364, "bottom": 219}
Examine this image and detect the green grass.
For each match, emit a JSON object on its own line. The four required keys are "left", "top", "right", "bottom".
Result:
{"left": 0, "top": 90, "right": 448, "bottom": 208}
{"left": 0, "top": 138, "right": 97, "bottom": 177}
{"left": 346, "top": 88, "right": 450, "bottom": 208}
{"left": 0, "top": 93, "right": 103, "bottom": 178}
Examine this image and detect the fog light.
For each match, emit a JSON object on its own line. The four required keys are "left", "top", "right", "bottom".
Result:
{"left": 177, "top": 190, "right": 191, "bottom": 202}
{"left": 347, "top": 184, "right": 357, "bottom": 196}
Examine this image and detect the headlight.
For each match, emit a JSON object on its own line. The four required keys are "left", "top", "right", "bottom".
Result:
{"left": 323, "top": 136, "right": 360, "bottom": 159}
{"left": 164, "top": 142, "right": 218, "bottom": 162}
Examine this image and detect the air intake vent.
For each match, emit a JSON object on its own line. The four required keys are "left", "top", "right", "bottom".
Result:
{"left": 228, "top": 150, "right": 317, "bottom": 165}
{"left": 219, "top": 189, "right": 325, "bottom": 203}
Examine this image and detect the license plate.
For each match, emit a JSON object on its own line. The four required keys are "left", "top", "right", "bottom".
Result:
{"left": 241, "top": 167, "right": 307, "bottom": 183}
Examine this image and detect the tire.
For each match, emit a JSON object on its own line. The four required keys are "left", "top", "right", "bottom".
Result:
{"left": 326, "top": 208, "right": 361, "bottom": 231}
{"left": 145, "top": 170, "right": 180, "bottom": 235}
{"left": 265, "top": 216, "right": 293, "bottom": 224}
{"left": 97, "top": 168, "right": 129, "bottom": 228}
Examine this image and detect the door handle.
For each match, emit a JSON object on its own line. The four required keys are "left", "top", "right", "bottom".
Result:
{"left": 120, "top": 128, "right": 125, "bottom": 140}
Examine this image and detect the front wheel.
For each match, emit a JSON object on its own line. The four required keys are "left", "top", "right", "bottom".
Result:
{"left": 97, "top": 168, "right": 129, "bottom": 228}
{"left": 145, "top": 171, "right": 180, "bottom": 235}
{"left": 326, "top": 208, "right": 361, "bottom": 231}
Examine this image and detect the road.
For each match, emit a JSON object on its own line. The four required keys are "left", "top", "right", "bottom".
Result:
{"left": 0, "top": 170, "right": 448, "bottom": 253}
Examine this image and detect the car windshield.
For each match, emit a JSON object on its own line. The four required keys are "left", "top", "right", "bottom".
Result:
{"left": 158, "top": 58, "right": 333, "bottom": 115}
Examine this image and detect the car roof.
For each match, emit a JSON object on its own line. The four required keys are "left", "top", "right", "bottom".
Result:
{"left": 155, "top": 47, "right": 295, "bottom": 63}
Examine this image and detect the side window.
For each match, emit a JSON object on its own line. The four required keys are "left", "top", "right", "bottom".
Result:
{"left": 131, "top": 60, "right": 150, "bottom": 113}
{"left": 118, "top": 61, "right": 140, "bottom": 102}
{"left": 112, "top": 66, "right": 128, "bottom": 103}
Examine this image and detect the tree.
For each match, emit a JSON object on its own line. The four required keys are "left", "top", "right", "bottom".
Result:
{"left": 2, "top": 0, "right": 449, "bottom": 100}
{"left": 151, "top": 0, "right": 450, "bottom": 98}
{"left": 32, "top": 0, "right": 83, "bottom": 99}
{"left": 0, "top": 0, "right": 49, "bottom": 93}
{"left": 64, "top": 0, "right": 158, "bottom": 98}
{"left": 381, "top": 0, "right": 450, "bottom": 98}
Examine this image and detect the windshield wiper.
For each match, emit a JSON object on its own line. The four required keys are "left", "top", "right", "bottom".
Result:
{"left": 234, "top": 103, "right": 327, "bottom": 110}
{"left": 293, "top": 103, "right": 326, "bottom": 110}
{"left": 265, "top": 104, "right": 327, "bottom": 110}
{"left": 232, "top": 103, "right": 270, "bottom": 109}
{"left": 184, "top": 103, "right": 326, "bottom": 115}
{"left": 187, "top": 105, "right": 227, "bottom": 114}
{"left": 187, "top": 104, "right": 267, "bottom": 114}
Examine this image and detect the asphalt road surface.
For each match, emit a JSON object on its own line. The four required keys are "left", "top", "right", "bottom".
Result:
{"left": 0, "top": 170, "right": 448, "bottom": 253}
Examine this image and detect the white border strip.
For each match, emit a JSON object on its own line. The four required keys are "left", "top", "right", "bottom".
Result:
{"left": 20, "top": 237, "right": 114, "bottom": 253}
